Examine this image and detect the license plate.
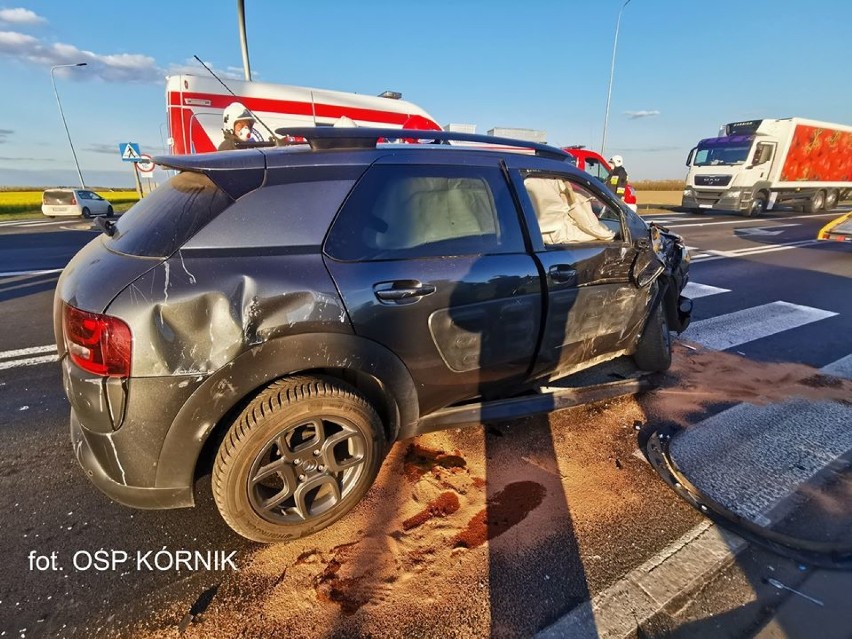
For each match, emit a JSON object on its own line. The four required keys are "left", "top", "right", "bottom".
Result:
{"left": 52, "top": 207, "right": 68, "bottom": 213}
{"left": 698, "top": 204, "right": 712, "bottom": 208}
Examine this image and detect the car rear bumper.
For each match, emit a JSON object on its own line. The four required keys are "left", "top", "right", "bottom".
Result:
{"left": 42, "top": 205, "right": 82, "bottom": 217}
{"left": 62, "top": 352, "right": 205, "bottom": 511}
{"left": 71, "top": 410, "right": 194, "bottom": 509}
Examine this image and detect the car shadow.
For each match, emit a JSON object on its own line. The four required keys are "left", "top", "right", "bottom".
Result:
{"left": 0, "top": 271, "right": 60, "bottom": 303}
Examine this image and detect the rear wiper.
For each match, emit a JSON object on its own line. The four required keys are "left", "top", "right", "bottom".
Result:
{"left": 95, "top": 216, "right": 116, "bottom": 236}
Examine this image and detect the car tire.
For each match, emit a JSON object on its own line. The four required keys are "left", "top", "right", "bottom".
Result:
{"left": 212, "top": 375, "right": 386, "bottom": 543}
{"left": 805, "top": 190, "right": 825, "bottom": 214}
{"left": 81, "top": 207, "right": 91, "bottom": 219}
{"left": 106, "top": 206, "right": 114, "bottom": 218}
{"left": 633, "top": 301, "right": 672, "bottom": 372}
{"left": 746, "top": 192, "right": 767, "bottom": 218}
{"left": 824, "top": 190, "right": 838, "bottom": 211}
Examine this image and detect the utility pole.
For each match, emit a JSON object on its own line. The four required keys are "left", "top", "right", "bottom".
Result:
{"left": 51, "top": 63, "right": 88, "bottom": 188}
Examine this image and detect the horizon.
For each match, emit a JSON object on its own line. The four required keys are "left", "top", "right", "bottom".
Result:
{"left": 1, "top": 1, "right": 849, "bottom": 187}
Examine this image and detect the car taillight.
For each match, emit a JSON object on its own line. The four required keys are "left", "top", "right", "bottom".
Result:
{"left": 70, "top": 196, "right": 77, "bottom": 205}
{"left": 62, "top": 303, "right": 132, "bottom": 377}
{"left": 624, "top": 184, "right": 637, "bottom": 205}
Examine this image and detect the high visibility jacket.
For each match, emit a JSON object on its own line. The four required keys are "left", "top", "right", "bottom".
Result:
{"left": 606, "top": 166, "right": 629, "bottom": 197}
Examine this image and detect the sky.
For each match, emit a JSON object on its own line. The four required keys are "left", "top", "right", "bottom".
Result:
{"left": 0, "top": 0, "right": 850, "bottom": 187}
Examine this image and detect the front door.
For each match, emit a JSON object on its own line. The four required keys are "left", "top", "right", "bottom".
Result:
{"left": 323, "top": 158, "right": 543, "bottom": 415}
{"left": 510, "top": 167, "right": 649, "bottom": 379}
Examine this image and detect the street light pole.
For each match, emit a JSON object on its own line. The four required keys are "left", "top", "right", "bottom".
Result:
{"left": 236, "top": 0, "right": 252, "bottom": 81}
{"left": 50, "top": 63, "right": 87, "bottom": 188}
{"left": 601, "top": 0, "right": 632, "bottom": 157}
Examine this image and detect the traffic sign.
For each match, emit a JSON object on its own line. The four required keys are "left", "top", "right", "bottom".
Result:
{"left": 119, "top": 142, "right": 142, "bottom": 162}
{"left": 137, "top": 154, "right": 155, "bottom": 173}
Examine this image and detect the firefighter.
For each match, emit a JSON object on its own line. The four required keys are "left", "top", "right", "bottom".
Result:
{"left": 606, "top": 155, "right": 629, "bottom": 200}
{"left": 218, "top": 102, "right": 260, "bottom": 151}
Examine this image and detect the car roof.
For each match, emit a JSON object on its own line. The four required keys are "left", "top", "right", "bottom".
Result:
{"left": 154, "top": 127, "right": 578, "bottom": 173}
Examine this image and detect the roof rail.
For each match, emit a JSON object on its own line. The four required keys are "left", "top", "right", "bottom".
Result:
{"left": 273, "top": 127, "right": 574, "bottom": 161}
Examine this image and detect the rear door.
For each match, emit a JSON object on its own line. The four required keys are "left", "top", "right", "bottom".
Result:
{"left": 505, "top": 159, "right": 650, "bottom": 379}
{"left": 323, "top": 155, "right": 543, "bottom": 415}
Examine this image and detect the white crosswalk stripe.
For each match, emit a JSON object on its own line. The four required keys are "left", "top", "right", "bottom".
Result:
{"left": 681, "top": 301, "right": 837, "bottom": 350}
{"left": 820, "top": 354, "right": 852, "bottom": 380}
{"left": 668, "top": 352, "right": 852, "bottom": 526}
{"left": 681, "top": 282, "right": 730, "bottom": 299}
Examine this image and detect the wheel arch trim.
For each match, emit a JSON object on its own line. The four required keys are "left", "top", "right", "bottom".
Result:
{"left": 153, "top": 333, "right": 419, "bottom": 496}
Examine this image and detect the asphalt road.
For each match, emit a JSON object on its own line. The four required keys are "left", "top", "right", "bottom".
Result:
{"left": 0, "top": 207, "right": 850, "bottom": 638}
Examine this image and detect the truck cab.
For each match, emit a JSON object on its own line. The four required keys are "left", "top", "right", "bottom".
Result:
{"left": 682, "top": 131, "right": 777, "bottom": 216}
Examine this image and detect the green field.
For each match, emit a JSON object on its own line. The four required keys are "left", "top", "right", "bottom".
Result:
{"left": 0, "top": 190, "right": 140, "bottom": 218}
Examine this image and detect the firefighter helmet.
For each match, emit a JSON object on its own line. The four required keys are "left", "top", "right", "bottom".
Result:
{"left": 222, "top": 102, "right": 255, "bottom": 133}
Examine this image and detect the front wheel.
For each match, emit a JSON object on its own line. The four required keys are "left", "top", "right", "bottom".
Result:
{"left": 106, "top": 206, "right": 114, "bottom": 218}
{"left": 213, "top": 376, "right": 386, "bottom": 543}
{"left": 746, "top": 193, "right": 767, "bottom": 217}
{"left": 633, "top": 302, "right": 672, "bottom": 372}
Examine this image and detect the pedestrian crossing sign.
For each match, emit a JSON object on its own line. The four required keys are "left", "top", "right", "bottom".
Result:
{"left": 119, "top": 142, "right": 142, "bottom": 162}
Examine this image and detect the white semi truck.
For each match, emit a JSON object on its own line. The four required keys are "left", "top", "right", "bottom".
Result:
{"left": 682, "top": 118, "right": 852, "bottom": 216}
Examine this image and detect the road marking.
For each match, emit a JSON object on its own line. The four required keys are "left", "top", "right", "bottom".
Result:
{"left": 0, "top": 268, "right": 63, "bottom": 278}
{"left": 666, "top": 212, "right": 837, "bottom": 229}
{"left": 733, "top": 223, "right": 799, "bottom": 237}
{"left": 671, "top": 399, "right": 852, "bottom": 523}
{"left": 0, "top": 353, "right": 58, "bottom": 371}
{"left": 0, "top": 345, "right": 59, "bottom": 371}
{"left": 821, "top": 354, "right": 852, "bottom": 380}
{"left": 536, "top": 521, "right": 747, "bottom": 639}
{"left": 0, "top": 344, "right": 57, "bottom": 360}
{"left": 682, "top": 282, "right": 731, "bottom": 299}
{"left": 549, "top": 352, "right": 852, "bottom": 639}
{"left": 691, "top": 240, "right": 823, "bottom": 262}
{"left": 682, "top": 301, "right": 837, "bottom": 350}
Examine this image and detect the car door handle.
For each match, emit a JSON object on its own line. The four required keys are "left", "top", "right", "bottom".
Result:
{"left": 374, "top": 281, "right": 437, "bottom": 303}
{"left": 548, "top": 265, "right": 577, "bottom": 284}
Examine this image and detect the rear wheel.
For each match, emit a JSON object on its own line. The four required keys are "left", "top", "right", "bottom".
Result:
{"left": 824, "top": 190, "right": 838, "bottom": 211}
{"left": 633, "top": 301, "right": 672, "bottom": 372}
{"left": 805, "top": 190, "right": 825, "bottom": 214}
{"left": 213, "top": 376, "right": 386, "bottom": 543}
{"left": 81, "top": 207, "right": 91, "bottom": 219}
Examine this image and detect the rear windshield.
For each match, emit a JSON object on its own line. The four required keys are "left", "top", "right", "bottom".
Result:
{"left": 43, "top": 190, "right": 75, "bottom": 205}
{"left": 108, "top": 172, "right": 232, "bottom": 257}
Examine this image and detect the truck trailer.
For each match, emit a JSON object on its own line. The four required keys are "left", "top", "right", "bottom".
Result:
{"left": 681, "top": 118, "right": 852, "bottom": 216}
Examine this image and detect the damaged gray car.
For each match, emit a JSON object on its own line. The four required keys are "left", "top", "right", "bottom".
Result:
{"left": 55, "top": 128, "right": 691, "bottom": 542}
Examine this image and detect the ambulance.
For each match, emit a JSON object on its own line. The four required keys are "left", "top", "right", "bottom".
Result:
{"left": 165, "top": 74, "right": 441, "bottom": 155}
